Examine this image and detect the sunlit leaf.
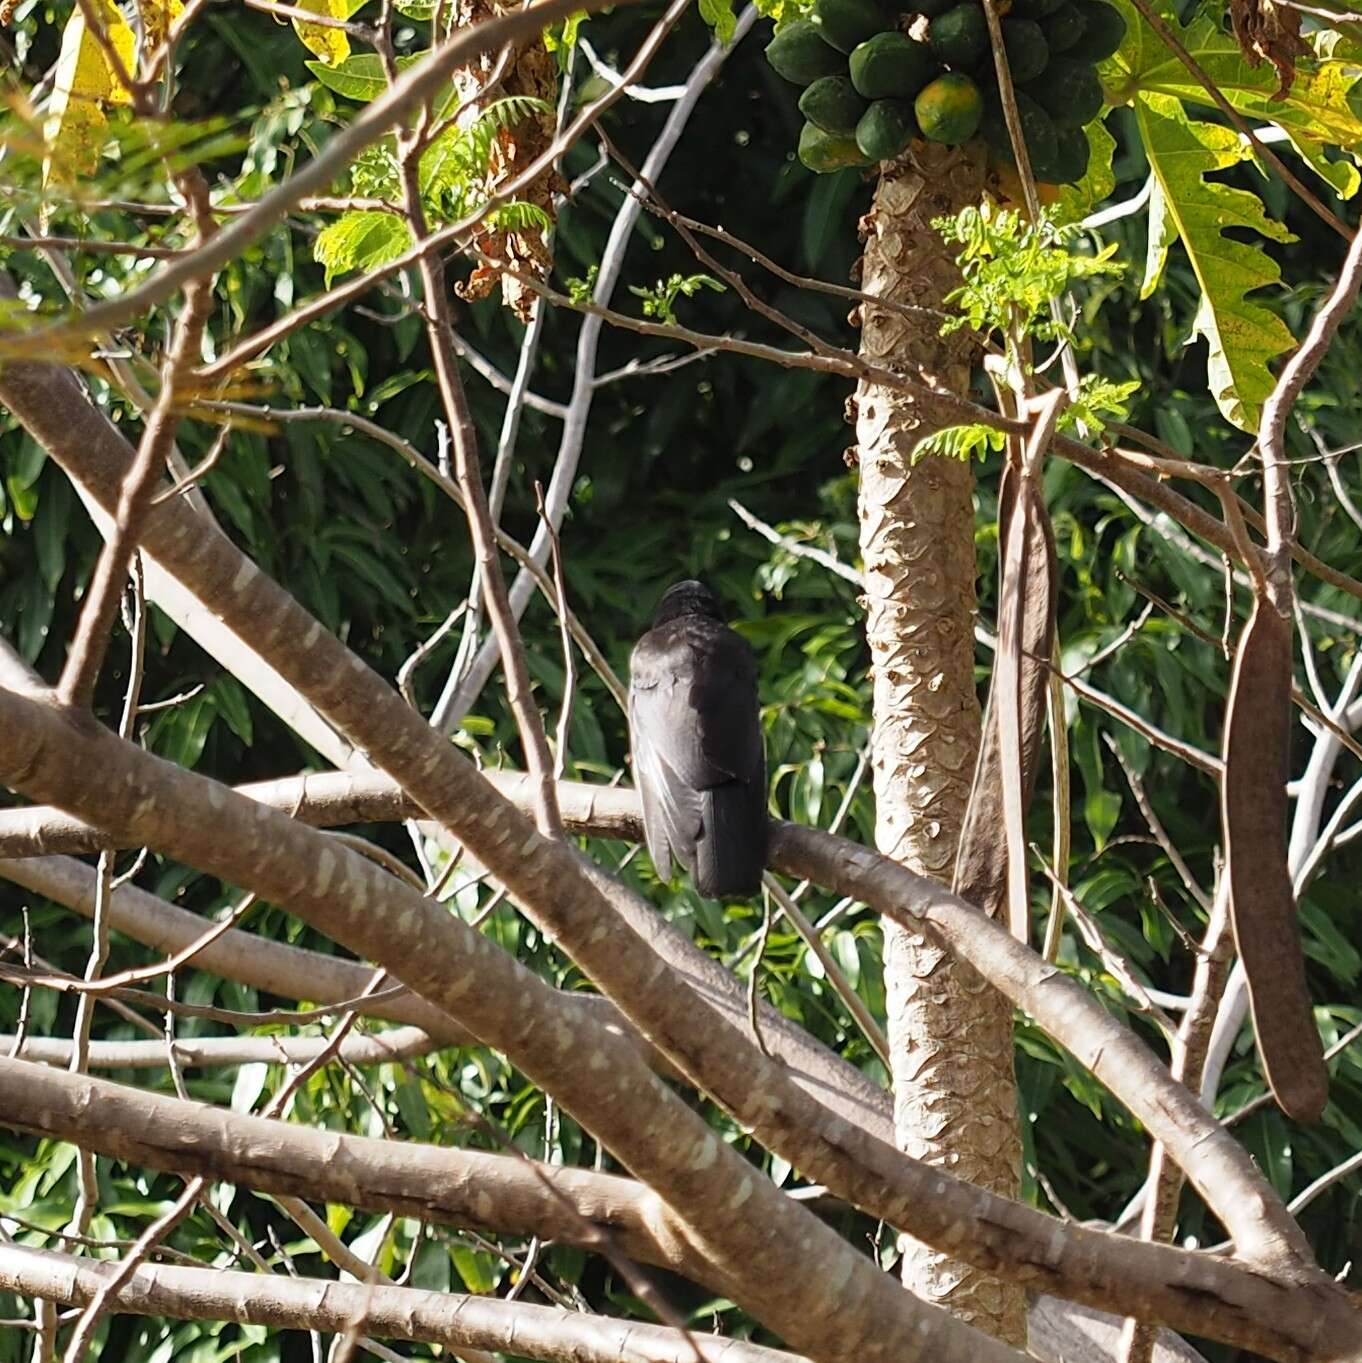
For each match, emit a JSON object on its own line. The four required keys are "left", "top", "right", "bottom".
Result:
{"left": 43, "top": 0, "right": 135, "bottom": 189}
{"left": 1135, "top": 93, "right": 1296, "bottom": 431}
{"left": 292, "top": 0, "right": 352, "bottom": 67}
{"left": 313, "top": 210, "right": 413, "bottom": 284}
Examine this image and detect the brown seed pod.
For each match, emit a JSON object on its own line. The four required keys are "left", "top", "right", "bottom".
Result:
{"left": 1222, "top": 601, "right": 1328, "bottom": 1125}
{"left": 953, "top": 459, "right": 1056, "bottom": 932}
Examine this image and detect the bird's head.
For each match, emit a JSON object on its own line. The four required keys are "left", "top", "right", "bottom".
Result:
{"left": 651, "top": 579, "right": 723, "bottom": 626}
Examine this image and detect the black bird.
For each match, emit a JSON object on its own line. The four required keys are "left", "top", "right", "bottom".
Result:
{"left": 628, "top": 581, "right": 768, "bottom": 899}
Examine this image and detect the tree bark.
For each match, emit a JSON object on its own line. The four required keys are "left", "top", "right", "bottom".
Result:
{"left": 854, "top": 142, "right": 1027, "bottom": 1346}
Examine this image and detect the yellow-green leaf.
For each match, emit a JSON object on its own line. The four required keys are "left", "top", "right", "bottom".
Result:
{"left": 1107, "top": 0, "right": 1362, "bottom": 198}
{"left": 1052, "top": 119, "right": 1118, "bottom": 226}
{"left": 305, "top": 52, "right": 420, "bottom": 101}
{"left": 43, "top": 0, "right": 135, "bottom": 189}
{"left": 142, "top": 0, "right": 186, "bottom": 52}
{"left": 292, "top": 0, "right": 351, "bottom": 66}
{"left": 1135, "top": 92, "right": 1296, "bottom": 432}
{"left": 313, "top": 210, "right": 412, "bottom": 284}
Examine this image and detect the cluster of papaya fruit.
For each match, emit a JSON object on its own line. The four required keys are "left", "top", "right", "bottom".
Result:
{"left": 766, "top": 0, "right": 1124, "bottom": 183}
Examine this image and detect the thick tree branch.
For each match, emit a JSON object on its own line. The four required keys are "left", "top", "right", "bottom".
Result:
{"left": 0, "top": 853, "right": 693, "bottom": 1084}
{"left": 0, "top": 1055, "right": 712, "bottom": 1280}
{"left": 0, "top": 767, "right": 1357, "bottom": 1357}
{"left": 0, "top": 1242, "right": 801, "bottom": 1363}
{"left": 0, "top": 759, "right": 1332, "bottom": 1271}
{"left": 0, "top": 351, "right": 895, "bottom": 1151}
{"left": 0, "top": 1026, "right": 438, "bottom": 1070}
{"left": 0, "top": 684, "right": 1031, "bottom": 1363}
{"left": 0, "top": 1037, "right": 1347, "bottom": 1361}
{"left": 1, "top": 325, "right": 1353, "bottom": 1344}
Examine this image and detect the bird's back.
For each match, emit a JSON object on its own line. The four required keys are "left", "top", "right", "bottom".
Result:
{"left": 629, "top": 603, "right": 767, "bottom": 897}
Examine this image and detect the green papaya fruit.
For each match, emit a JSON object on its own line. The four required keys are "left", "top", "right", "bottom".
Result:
{"left": 915, "top": 72, "right": 984, "bottom": 142}
{"left": 1001, "top": 17, "right": 1049, "bottom": 82}
{"left": 1066, "top": 0, "right": 1126, "bottom": 59}
{"left": 798, "top": 120, "right": 874, "bottom": 172}
{"left": 766, "top": 19, "right": 848, "bottom": 84}
{"left": 1046, "top": 125, "right": 1091, "bottom": 182}
{"left": 811, "top": 0, "right": 890, "bottom": 53}
{"left": 1007, "top": 0, "right": 1064, "bottom": 19}
{"left": 849, "top": 31, "right": 935, "bottom": 99}
{"left": 1041, "top": 2, "right": 1086, "bottom": 53}
{"left": 855, "top": 98, "right": 918, "bottom": 160}
{"left": 980, "top": 90, "right": 1059, "bottom": 176}
{"left": 799, "top": 74, "right": 870, "bottom": 134}
{"left": 1024, "top": 56, "right": 1102, "bottom": 128}
{"left": 929, "top": 2, "right": 988, "bottom": 67}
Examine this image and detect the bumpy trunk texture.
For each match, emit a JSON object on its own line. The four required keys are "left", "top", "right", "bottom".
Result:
{"left": 853, "top": 142, "right": 1027, "bottom": 1347}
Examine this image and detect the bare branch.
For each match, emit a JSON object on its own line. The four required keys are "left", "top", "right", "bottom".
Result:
{"left": 0, "top": 1242, "right": 804, "bottom": 1363}
{"left": 0, "top": 1027, "right": 438, "bottom": 1070}
{"left": 0, "top": 686, "right": 1032, "bottom": 1363}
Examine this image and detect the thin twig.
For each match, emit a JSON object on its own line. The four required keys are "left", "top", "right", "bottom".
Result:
{"left": 1103, "top": 733, "right": 1213, "bottom": 913}
{"left": 58, "top": 255, "right": 213, "bottom": 707}
{"left": 42, "top": 893, "right": 260, "bottom": 994}
{"left": 762, "top": 874, "right": 890, "bottom": 1066}
{"left": 396, "top": 125, "right": 563, "bottom": 838}
{"left": 192, "top": 0, "right": 684, "bottom": 385}
{"left": 535, "top": 482, "right": 577, "bottom": 783}
{"left": 150, "top": 422, "right": 232, "bottom": 505}
{"left": 729, "top": 499, "right": 861, "bottom": 586}
{"left": 1259, "top": 227, "right": 1362, "bottom": 608}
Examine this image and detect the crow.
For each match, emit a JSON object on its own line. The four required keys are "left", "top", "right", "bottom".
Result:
{"left": 628, "top": 580, "right": 768, "bottom": 899}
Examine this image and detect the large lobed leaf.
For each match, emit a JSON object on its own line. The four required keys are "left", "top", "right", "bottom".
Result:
{"left": 1107, "top": 0, "right": 1362, "bottom": 198}
{"left": 1136, "top": 92, "right": 1296, "bottom": 432}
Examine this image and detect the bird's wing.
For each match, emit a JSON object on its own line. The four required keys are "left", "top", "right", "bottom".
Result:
{"left": 633, "top": 622, "right": 760, "bottom": 789}
{"left": 629, "top": 663, "right": 701, "bottom": 881}
{"left": 690, "top": 628, "right": 764, "bottom": 786}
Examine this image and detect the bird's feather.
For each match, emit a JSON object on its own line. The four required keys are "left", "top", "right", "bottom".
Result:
{"left": 629, "top": 599, "right": 767, "bottom": 898}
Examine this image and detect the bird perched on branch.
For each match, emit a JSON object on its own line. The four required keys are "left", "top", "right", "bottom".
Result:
{"left": 628, "top": 580, "right": 768, "bottom": 899}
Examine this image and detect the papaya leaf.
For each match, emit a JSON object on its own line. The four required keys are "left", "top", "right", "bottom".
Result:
{"left": 313, "top": 210, "right": 413, "bottom": 284}
{"left": 1107, "top": 0, "right": 1362, "bottom": 198}
{"left": 43, "top": 0, "right": 135, "bottom": 189}
{"left": 292, "top": 0, "right": 352, "bottom": 66}
{"left": 1135, "top": 92, "right": 1296, "bottom": 432}
{"left": 1053, "top": 118, "right": 1119, "bottom": 225}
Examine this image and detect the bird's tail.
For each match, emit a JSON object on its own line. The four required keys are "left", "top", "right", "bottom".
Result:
{"left": 693, "top": 780, "right": 768, "bottom": 899}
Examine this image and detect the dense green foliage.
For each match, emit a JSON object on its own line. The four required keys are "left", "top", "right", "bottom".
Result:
{"left": 2, "top": 0, "right": 1362, "bottom": 1357}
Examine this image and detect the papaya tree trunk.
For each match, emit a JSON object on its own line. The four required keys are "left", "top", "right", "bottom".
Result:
{"left": 853, "top": 142, "right": 1027, "bottom": 1347}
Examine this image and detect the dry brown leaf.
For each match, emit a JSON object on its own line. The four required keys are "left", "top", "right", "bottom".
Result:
{"left": 954, "top": 457, "right": 1057, "bottom": 934}
{"left": 1228, "top": 0, "right": 1308, "bottom": 99}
